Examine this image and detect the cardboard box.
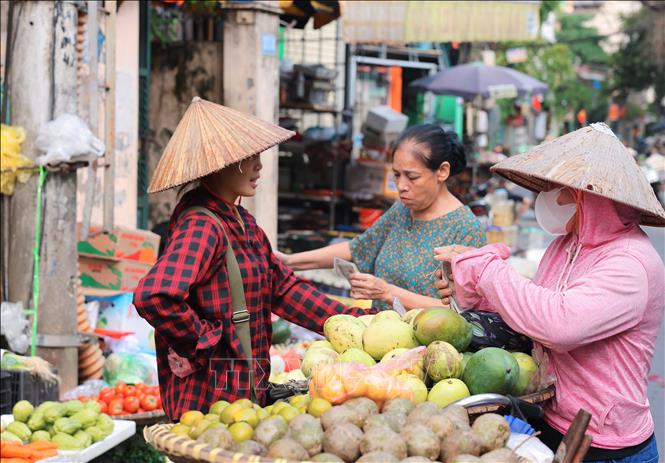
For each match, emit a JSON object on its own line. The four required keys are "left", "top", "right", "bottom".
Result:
{"left": 345, "top": 162, "right": 398, "bottom": 198}
{"left": 77, "top": 224, "right": 160, "bottom": 264}
{"left": 79, "top": 256, "right": 153, "bottom": 292}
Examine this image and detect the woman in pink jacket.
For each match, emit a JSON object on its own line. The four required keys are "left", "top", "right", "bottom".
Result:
{"left": 435, "top": 124, "right": 665, "bottom": 462}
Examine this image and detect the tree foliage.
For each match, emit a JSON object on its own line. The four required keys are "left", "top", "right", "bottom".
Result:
{"left": 557, "top": 14, "right": 608, "bottom": 65}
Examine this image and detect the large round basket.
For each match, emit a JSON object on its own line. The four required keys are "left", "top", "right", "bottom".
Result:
{"left": 144, "top": 386, "right": 555, "bottom": 463}
{"left": 466, "top": 384, "right": 555, "bottom": 416}
{"left": 116, "top": 409, "right": 167, "bottom": 426}
{"left": 144, "top": 423, "right": 282, "bottom": 463}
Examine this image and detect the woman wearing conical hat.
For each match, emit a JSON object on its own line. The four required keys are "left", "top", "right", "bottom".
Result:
{"left": 434, "top": 123, "right": 664, "bottom": 461}
{"left": 133, "top": 97, "right": 372, "bottom": 421}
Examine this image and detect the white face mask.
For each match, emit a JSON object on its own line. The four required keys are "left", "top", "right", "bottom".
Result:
{"left": 535, "top": 187, "right": 577, "bottom": 236}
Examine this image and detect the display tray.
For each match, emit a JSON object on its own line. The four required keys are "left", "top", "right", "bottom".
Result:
{"left": 1, "top": 415, "right": 136, "bottom": 463}
{"left": 114, "top": 409, "right": 167, "bottom": 426}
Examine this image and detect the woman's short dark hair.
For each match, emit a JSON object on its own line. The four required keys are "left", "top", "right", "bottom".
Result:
{"left": 393, "top": 124, "right": 467, "bottom": 176}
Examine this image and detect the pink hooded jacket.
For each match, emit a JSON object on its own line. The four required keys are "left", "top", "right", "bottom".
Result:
{"left": 452, "top": 192, "right": 664, "bottom": 448}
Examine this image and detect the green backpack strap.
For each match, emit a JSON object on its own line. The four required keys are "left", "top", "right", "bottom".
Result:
{"left": 181, "top": 206, "right": 256, "bottom": 401}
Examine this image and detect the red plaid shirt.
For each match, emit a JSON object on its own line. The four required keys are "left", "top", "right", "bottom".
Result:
{"left": 134, "top": 188, "right": 369, "bottom": 420}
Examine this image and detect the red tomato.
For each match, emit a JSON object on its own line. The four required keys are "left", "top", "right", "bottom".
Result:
{"left": 97, "top": 400, "right": 108, "bottom": 414}
{"left": 114, "top": 393, "right": 125, "bottom": 400}
{"left": 140, "top": 395, "right": 158, "bottom": 411}
{"left": 123, "top": 396, "right": 140, "bottom": 413}
{"left": 108, "top": 399, "right": 124, "bottom": 416}
{"left": 77, "top": 395, "right": 89, "bottom": 402}
{"left": 124, "top": 385, "right": 137, "bottom": 397}
{"left": 115, "top": 382, "right": 128, "bottom": 395}
{"left": 135, "top": 383, "right": 147, "bottom": 392}
{"left": 154, "top": 395, "right": 162, "bottom": 409}
{"left": 99, "top": 389, "right": 116, "bottom": 404}
{"left": 137, "top": 392, "right": 146, "bottom": 403}
{"left": 137, "top": 408, "right": 146, "bottom": 414}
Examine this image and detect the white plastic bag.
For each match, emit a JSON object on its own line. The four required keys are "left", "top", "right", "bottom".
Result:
{"left": 35, "top": 114, "right": 105, "bottom": 165}
{"left": 0, "top": 301, "right": 30, "bottom": 354}
{"left": 507, "top": 433, "right": 554, "bottom": 463}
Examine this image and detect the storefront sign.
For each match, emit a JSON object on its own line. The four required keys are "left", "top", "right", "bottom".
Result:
{"left": 488, "top": 84, "right": 518, "bottom": 99}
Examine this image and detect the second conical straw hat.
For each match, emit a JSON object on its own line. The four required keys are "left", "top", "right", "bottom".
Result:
{"left": 148, "top": 97, "right": 294, "bottom": 193}
{"left": 491, "top": 122, "right": 665, "bottom": 227}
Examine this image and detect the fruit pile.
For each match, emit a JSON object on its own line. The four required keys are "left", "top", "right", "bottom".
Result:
{"left": 84, "top": 382, "right": 162, "bottom": 416}
{"left": 1, "top": 399, "right": 115, "bottom": 451}
{"left": 168, "top": 395, "right": 522, "bottom": 463}
{"left": 170, "top": 395, "right": 332, "bottom": 446}
{"left": 304, "top": 309, "right": 540, "bottom": 407}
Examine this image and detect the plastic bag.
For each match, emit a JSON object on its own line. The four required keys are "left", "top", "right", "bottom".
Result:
{"left": 35, "top": 114, "right": 105, "bottom": 166}
{"left": 103, "top": 352, "right": 158, "bottom": 386}
{"left": 460, "top": 310, "right": 533, "bottom": 353}
{"left": 0, "top": 301, "right": 30, "bottom": 354}
{"left": 0, "top": 124, "right": 33, "bottom": 195}
{"left": 309, "top": 346, "right": 425, "bottom": 406}
{"left": 507, "top": 433, "right": 554, "bottom": 463}
{"left": 62, "top": 379, "right": 107, "bottom": 401}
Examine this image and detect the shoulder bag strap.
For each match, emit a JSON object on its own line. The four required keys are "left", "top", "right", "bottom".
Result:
{"left": 180, "top": 206, "right": 256, "bottom": 401}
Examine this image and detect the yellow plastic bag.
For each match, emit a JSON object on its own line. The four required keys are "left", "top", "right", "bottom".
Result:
{"left": 1, "top": 124, "right": 33, "bottom": 195}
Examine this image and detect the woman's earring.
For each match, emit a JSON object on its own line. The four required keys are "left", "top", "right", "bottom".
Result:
{"left": 238, "top": 162, "right": 243, "bottom": 174}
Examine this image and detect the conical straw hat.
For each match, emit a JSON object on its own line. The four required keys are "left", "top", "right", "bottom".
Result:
{"left": 148, "top": 97, "right": 294, "bottom": 193}
{"left": 491, "top": 122, "right": 665, "bottom": 227}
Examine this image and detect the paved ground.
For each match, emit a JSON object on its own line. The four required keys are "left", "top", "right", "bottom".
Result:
{"left": 644, "top": 226, "right": 665, "bottom": 455}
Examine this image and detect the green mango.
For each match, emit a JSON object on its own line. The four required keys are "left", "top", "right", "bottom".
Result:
{"left": 27, "top": 411, "right": 46, "bottom": 431}
{"left": 0, "top": 431, "right": 22, "bottom": 443}
{"left": 85, "top": 425, "right": 108, "bottom": 443}
{"left": 30, "top": 430, "right": 51, "bottom": 442}
{"left": 74, "top": 430, "right": 93, "bottom": 448}
{"left": 44, "top": 403, "right": 66, "bottom": 424}
{"left": 64, "top": 400, "right": 85, "bottom": 416}
{"left": 54, "top": 417, "right": 82, "bottom": 435}
{"left": 96, "top": 413, "right": 114, "bottom": 434}
{"left": 6, "top": 421, "right": 31, "bottom": 441}
{"left": 12, "top": 400, "right": 34, "bottom": 423}
{"left": 52, "top": 433, "right": 85, "bottom": 450}
{"left": 71, "top": 409, "right": 99, "bottom": 428}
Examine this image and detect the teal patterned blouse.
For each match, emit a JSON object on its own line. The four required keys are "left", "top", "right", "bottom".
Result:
{"left": 350, "top": 202, "right": 486, "bottom": 310}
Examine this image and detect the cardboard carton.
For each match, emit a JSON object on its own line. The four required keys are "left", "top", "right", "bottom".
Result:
{"left": 77, "top": 224, "right": 160, "bottom": 264}
{"left": 79, "top": 256, "right": 153, "bottom": 292}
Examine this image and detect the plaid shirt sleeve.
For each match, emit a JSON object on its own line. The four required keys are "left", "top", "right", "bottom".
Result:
{"left": 133, "top": 212, "right": 224, "bottom": 359}
{"left": 262, "top": 234, "right": 373, "bottom": 334}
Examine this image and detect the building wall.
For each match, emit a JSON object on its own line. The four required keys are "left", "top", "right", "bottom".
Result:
{"left": 75, "top": 1, "right": 140, "bottom": 230}
{"left": 146, "top": 42, "right": 224, "bottom": 228}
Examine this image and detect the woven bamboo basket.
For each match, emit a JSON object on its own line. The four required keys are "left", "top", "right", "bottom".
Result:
{"left": 144, "top": 386, "right": 556, "bottom": 463}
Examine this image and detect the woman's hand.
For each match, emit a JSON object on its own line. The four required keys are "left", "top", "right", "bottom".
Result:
{"left": 433, "top": 245, "right": 473, "bottom": 305}
{"left": 433, "top": 245, "right": 474, "bottom": 263}
{"left": 434, "top": 268, "right": 454, "bottom": 306}
{"left": 348, "top": 273, "right": 392, "bottom": 303}
{"left": 274, "top": 250, "right": 290, "bottom": 266}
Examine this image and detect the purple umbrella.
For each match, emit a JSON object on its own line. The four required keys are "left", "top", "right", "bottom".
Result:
{"left": 410, "top": 63, "right": 548, "bottom": 100}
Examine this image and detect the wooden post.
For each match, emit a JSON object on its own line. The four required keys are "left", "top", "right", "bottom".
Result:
{"left": 8, "top": 0, "right": 79, "bottom": 395}
{"left": 222, "top": 3, "right": 281, "bottom": 246}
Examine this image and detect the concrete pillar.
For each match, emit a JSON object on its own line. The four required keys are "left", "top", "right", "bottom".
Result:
{"left": 8, "top": 1, "right": 79, "bottom": 395}
{"left": 222, "top": 3, "right": 281, "bottom": 246}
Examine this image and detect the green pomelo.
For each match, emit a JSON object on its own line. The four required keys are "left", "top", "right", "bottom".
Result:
{"left": 381, "top": 348, "right": 425, "bottom": 380}
{"left": 309, "top": 340, "right": 334, "bottom": 350}
{"left": 338, "top": 348, "right": 376, "bottom": 366}
{"left": 371, "top": 310, "right": 402, "bottom": 323}
{"left": 401, "top": 308, "right": 423, "bottom": 326}
{"left": 413, "top": 308, "right": 472, "bottom": 351}
{"left": 460, "top": 352, "right": 473, "bottom": 374}
{"left": 362, "top": 319, "right": 420, "bottom": 360}
{"left": 323, "top": 315, "right": 366, "bottom": 353}
{"left": 396, "top": 374, "right": 428, "bottom": 404}
{"left": 462, "top": 348, "right": 520, "bottom": 395}
{"left": 427, "top": 379, "right": 470, "bottom": 408}
{"left": 423, "top": 341, "right": 463, "bottom": 382}
{"left": 511, "top": 352, "right": 538, "bottom": 396}
{"left": 358, "top": 315, "right": 374, "bottom": 326}
{"left": 301, "top": 347, "right": 339, "bottom": 377}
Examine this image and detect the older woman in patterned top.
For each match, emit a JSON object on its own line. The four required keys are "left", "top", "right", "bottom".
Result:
{"left": 278, "top": 124, "right": 486, "bottom": 310}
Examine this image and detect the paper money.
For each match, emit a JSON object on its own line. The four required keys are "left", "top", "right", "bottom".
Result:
{"left": 334, "top": 257, "right": 359, "bottom": 281}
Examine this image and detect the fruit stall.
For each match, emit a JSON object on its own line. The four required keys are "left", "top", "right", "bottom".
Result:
{"left": 138, "top": 308, "right": 585, "bottom": 463}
